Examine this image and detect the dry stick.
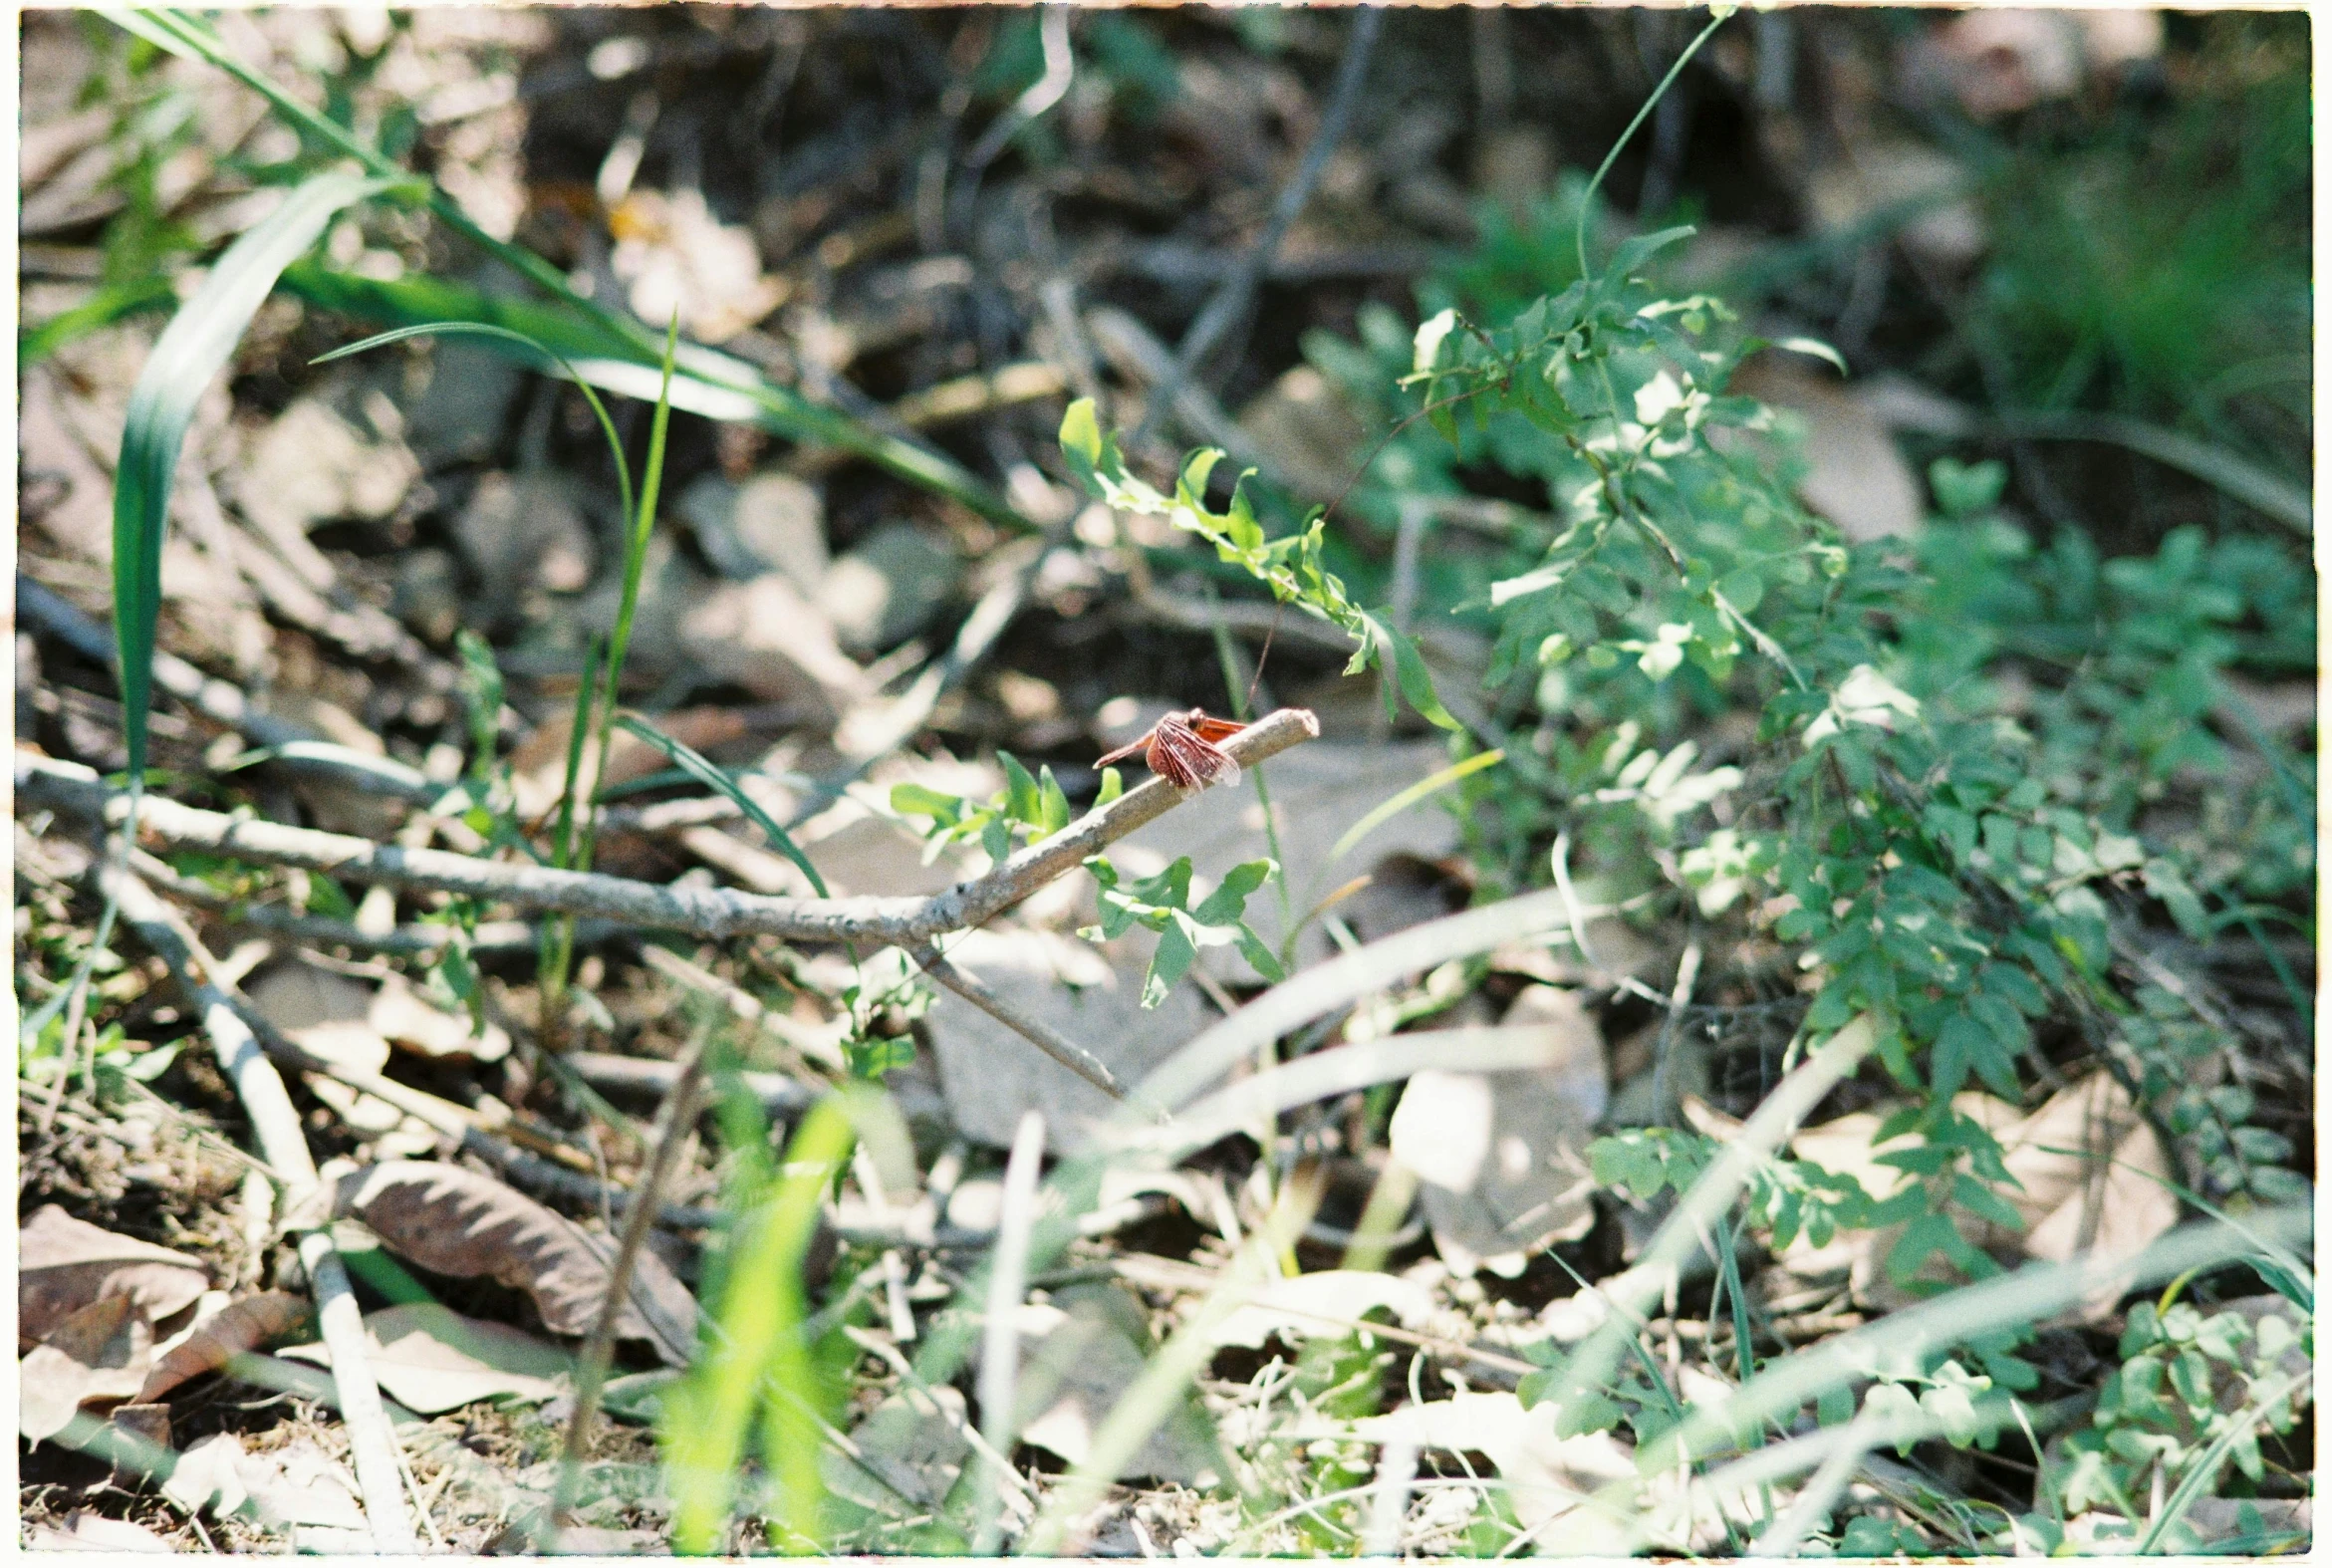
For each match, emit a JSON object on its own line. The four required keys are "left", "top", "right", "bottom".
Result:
{"left": 129, "top": 846, "right": 549, "bottom": 955}
{"left": 1128, "top": 5, "right": 1385, "bottom": 446}
{"left": 553, "top": 1028, "right": 715, "bottom": 1531}
{"left": 970, "top": 1110, "right": 1047, "bottom": 1555}
{"left": 1650, "top": 939, "right": 1702, "bottom": 1129}
{"left": 18, "top": 708, "right": 1321, "bottom": 944}
{"left": 908, "top": 941, "right": 1127, "bottom": 1101}
{"left": 107, "top": 869, "right": 418, "bottom": 1553}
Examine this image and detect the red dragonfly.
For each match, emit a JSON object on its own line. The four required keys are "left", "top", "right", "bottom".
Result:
{"left": 1095, "top": 708, "right": 1248, "bottom": 791}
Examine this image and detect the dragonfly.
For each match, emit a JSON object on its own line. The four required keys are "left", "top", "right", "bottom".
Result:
{"left": 1095, "top": 707, "right": 1249, "bottom": 791}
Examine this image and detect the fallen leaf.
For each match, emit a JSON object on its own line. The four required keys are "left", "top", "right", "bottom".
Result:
{"left": 369, "top": 971, "right": 511, "bottom": 1063}
{"left": 610, "top": 187, "right": 787, "bottom": 345}
{"left": 26, "top": 1511, "right": 176, "bottom": 1552}
{"left": 1354, "top": 1390, "right": 1638, "bottom": 1542}
{"left": 678, "top": 573, "right": 870, "bottom": 722}
{"left": 20, "top": 1205, "right": 208, "bottom": 1348}
{"left": 242, "top": 1437, "right": 369, "bottom": 1529}
{"left": 824, "top": 1383, "right": 972, "bottom": 1516}
{"left": 21, "top": 1293, "right": 156, "bottom": 1441}
{"left": 163, "top": 1432, "right": 250, "bottom": 1519}
{"left": 329, "top": 1162, "right": 697, "bottom": 1364}
{"left": 1207, "top": 1270, "right": 1436, "bottom": 1351}
{"left": 138, "top": 1291, "right": 309, "bottom": 1404}
{"left": 281, "top": 1302, "right": 571, "bottom": 1415}
{"left": 1800, "top": 140, "right": 1984, "bottom": 270}
{"left": 1390, "top": 986, "right": 1608, "bottom": 1277}
{"left": 1991, "top": 1073, "right": 2180, "bottom": 1311}
{"left": 1728, "top": 356, "right": 1925, "bottom": 544}
{"left": 1236, "top": 365, "right": 1368, "bottom": 503}
{"left": 1016, "top": 1284, "right": 1220, "bottom": 1486}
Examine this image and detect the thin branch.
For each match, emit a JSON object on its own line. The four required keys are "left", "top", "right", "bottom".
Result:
{"left": 18, "top": 707, "right": 1322, "bottom": 943}
{"left": 108, "top": 869, "right": 418, "bottom": 1553}
{"left": 554, "top": 1026, "right": 714, "bottom": 1527}
{"left": 1130, "top": 6, "right": 1384, "bottom": 445}
{"left": 909, "top": 941, "right": 1129, "bottom": 1101}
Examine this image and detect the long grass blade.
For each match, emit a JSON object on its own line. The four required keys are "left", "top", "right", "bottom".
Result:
{"left": 614, "top": 714, "right": 830, "bottom": 898}
{"left": 661, "top": 1096, "right": 857, "bottom": 1554}
{"left": 114, "top": 7, "right": 1036, "bottom": 535}
{"left": 1019, "top": 1170, "right": 1323, "bottom": 1554}
{"left": 313, "top": 321, "right": 635, "bottom": 533}
{"left": 1118, "top": 1023, "right": 1569, "bottom": 1161}
{"left": 113, "top": 170, "right": 395, "bottom": 789}
{"left": 1327, "top": 747, "right": 1504, "bottom": 867}
{"left": 1129, "top": 887, "right": 1575, "bottom": 1114}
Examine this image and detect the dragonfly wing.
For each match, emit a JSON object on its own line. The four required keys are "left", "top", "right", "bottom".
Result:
{"left": 1151, "top": 719, "right": 1240, "bottom": 791}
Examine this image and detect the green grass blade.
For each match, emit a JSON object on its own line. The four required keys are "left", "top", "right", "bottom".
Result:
{"left": 661, "top": 1096, "right": 855, "bottom": 1553}
{"left": 119, "top": 7, "right": 1035, "bottom": 534}
{"left": 613, "top": 715, "right": 830, "bottom": 899}
{"left": 113, "top": 169, "right": 395, "bottom": 789}
{"left": 313, "top": 321, "right": 635, "bottom": 532}
{"left": 21, "top": 275, "right": 178, "bottom": 366}
{"left": 1327, "top": 746, "right": 1504, "bottom": 866}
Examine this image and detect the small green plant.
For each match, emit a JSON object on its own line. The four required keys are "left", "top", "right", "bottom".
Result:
{"left": 890, "top": 758, "right": 1287, "bottom": 1010}
{"left": 2051, "top": 1292, "right": 2312, "bottom": 1546}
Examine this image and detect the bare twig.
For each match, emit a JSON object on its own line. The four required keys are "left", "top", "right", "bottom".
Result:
{"left": 909, "top": 940, "right": 1129, "bottom": 1100}
{"left": 18, "top": 707, "right": 1322, "bottom": 943}
{"left": 129, "top": 846, "right": 549, "bottom": 954}
{"left": 554, "top": 1026, "right": 714, "bottom": 1527}
{"left": 1651, "top": 940, "right": 1702, "bottom": 1129}
{"left": 108, "top": 870, "right": 417, "bottom": 1552}
{"left": 1130, "top": 6, "right": 1384, "bottom": 444}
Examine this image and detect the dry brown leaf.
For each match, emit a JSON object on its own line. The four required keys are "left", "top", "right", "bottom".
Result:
{"left": 328, "top": 1162, "right": 697, "bottom": 1364}
{"left": 20, "top": 1204, "right": 209, "bottom": 1348}
{"left": 21, "top": 1292, "right": 156, "bottom": 1441}
{"left": 280, "top": 1302, "right": 572, "bottom": 1415}
{"left": 136, "top": 1291, "right": 308, "bottom": 1405}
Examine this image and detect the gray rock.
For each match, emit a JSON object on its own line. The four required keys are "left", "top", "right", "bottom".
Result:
{"left": 1390, "top": 985, "right": 1609, "bottom": 1279}
{"left": 918, "top": 927, "right": 1210, "bottom": 1153}
{"left": 391, "top": 548, "right": 462, "bottom": 645}
{"left": 677, "top": 470, "right": 829, "bottom": 587}
{"left": 822, "top": 522, "right": 961, "bottom": 653}
{"left": 401, "top": 340, "right": 523, "bottom": 472}
{"left": 676, "top": 571, "right": 869, "bottom": 720}
{"left": 451, "top": 470, "right": 596, "bottom": 601}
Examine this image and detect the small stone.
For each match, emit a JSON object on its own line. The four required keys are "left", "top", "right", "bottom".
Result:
{"left": 391, "top": 548, "right": 462, "bottom": 645}
{"left": 822, "top": 522, "right": 961, "bottom": 653}
{"left": 677, "top": 572, "right": 869, "bottom": 719}
{"left": 677, "top": 469, "right": 828, "bottom": 586}
{"left": 401, "top": 339, "right": 523, "bottom": 471}
{"left": 452, "top": 470, "right": 596, "bottom": 600}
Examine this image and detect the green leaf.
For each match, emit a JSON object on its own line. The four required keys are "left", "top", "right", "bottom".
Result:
{"left": 999, "top": 752, "right": 1043, "bottom": 829}
{"left": 1059, "top": 396, "right": 1104, "bottom": 477}
{"left": 1143, "top": 917, "right": 1200, "bottom": 1009}
{"left": 614, "top": 714, "right": 829, "bottom": 898}
{"left": 1367, "top": 614, "right": 1462, "bottom": 731}
{"left": 1037, "top": 765, "right": 1073, "bottom": 836}
{"left": 1608, "top": 224, "right": 1697, "bottom": 278}
{"left": 113, "top": 170, "right": 395, "bottom": 787}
